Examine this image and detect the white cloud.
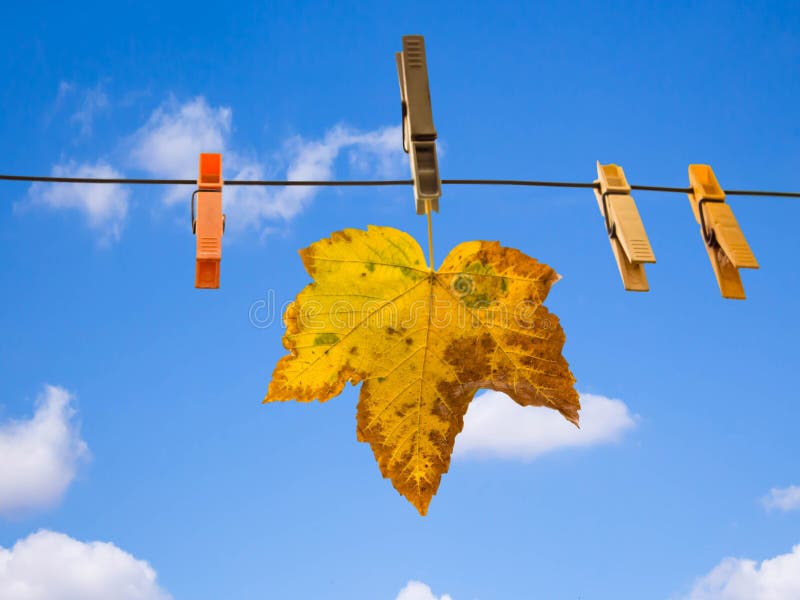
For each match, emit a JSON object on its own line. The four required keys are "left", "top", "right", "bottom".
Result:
{"left": 395, "top": 580, "right": 453, "bottom": 600}
{"left": 0, "top": 530, "right": 171, "bottom": 600}
{"left": 250, "top": 124, "right": 403, "bottom": 226}
{"left": 28, "top": 95, "right": 402, "bottom": 240}
{"left": 0, "top": 386, "right": 89, "bottom": 516}
{"left": 24, "top": 161, "right": 129, "bottom": 243}
{"left": 128, "top": 96, "right": 403, "bottom": 233}
{"left": 679, "top": 544, "right": 800, "bottom": 600}
{"left": 129, "top": 96, "right": 230, "bottom": 185}
{"left": 762, "top": 486, "right": 800, "bottom": 512}
{"left": 454, "top": 391, "right": 636, "bottom": 460}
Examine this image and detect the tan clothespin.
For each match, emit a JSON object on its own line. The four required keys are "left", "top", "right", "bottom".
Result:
{"left": 192, "top": 153, "right": 225, "bottom": 289}
{"left": 593, "top": 162, "right": 656, "bottom": 291}
{"left": 687, "top": 164, "right": 758, "bottom": 299}
{"left": 396, "top": 35, "right": 441, "bottom": 214}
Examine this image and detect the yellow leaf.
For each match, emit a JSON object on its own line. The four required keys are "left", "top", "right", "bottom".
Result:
{"left": 265, "top": 225, "right": 579, "bottom": 514}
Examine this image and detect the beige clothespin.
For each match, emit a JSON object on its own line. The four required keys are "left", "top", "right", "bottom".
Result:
{"left": 593, "top": 162, "right": 656, "bottom": 291}
{"left": 687, "top": 164, "right": 758, "bottom": 299}
{"left": 396, "top": 35, "right": 441, "bottom": 214}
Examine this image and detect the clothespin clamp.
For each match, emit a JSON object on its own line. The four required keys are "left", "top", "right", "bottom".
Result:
{"left": 192, "top": 153, "right": 225, "bottom": 289}
{"left": 396, "top": 35, "right": 441, "bottom": 215}
{"left": 593, "top": 162, "right": 656, "bottom": 291}
{"left": 687, "top": 164, "right": 758, "bottom": 299}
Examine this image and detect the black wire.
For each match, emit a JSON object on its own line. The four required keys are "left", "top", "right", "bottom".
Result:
{"left": 230, "top": 179, "right": 413, "bottom": 187}
{"left": 724, "top": 189, "right": 800, "bottom": 198}
{"left": 0, "top": 174, "right": 410, "bottom": 186}
{"left": 0, "top": 175, "right": 197, "bottom": 185}
{"left": 442, "top": 179, "right": 598, "bottom": 189}
{"left": 630, "top": 184, "right": 692, "bottom": 194}
{"left": 1, "top": 173, "right": 799, "bottom": 198}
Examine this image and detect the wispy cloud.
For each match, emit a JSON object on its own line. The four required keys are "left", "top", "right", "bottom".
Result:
{"left": 27, "top": 94, "right": 403, "bottom": 241}
{"left": 43, "top": 81, "right": 76, "bottom": 127}
{"left": 55, "top": 81, "right": 74, "bottom": 103}
{"left": 23, "top": 161, "right": 129, "bottom": 244}
{"left": 0, "top": 530, "right": 171, "bottom": 600}
{"left": 676, "top": 544, "right": 800, "bottom": 600}
{"left": 70, "top": 83, "right": 110, "bottom": 137}
{"left": 0, "top": 386, "right": 89, "bottom": 517}
{"left": 234, "top": 124, "right": 403, "bottom": 228}
{"left": 454, "top": 391, "right": 636, "bottom": 460}
{"left": 128, "top": 96, "right": 404, "bottom": 233}
{"left": 45, "top": 81, "right": 110, "bottom": 136}
{"left": 761, "top": 485, "right": 800, "bottom": 512}
{"left": 395, "top": 580, "right": 453, "bottom": 600}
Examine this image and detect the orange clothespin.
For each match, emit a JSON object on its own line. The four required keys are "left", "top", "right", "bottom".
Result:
{"left": 593, "top": 162, "right": 656, "bottom": 291}
{"left": 396, "top": 35, "right": 441, "bottom": 214}
{"left": 687, "top": 164, "right": 758, "bottom": 299}
{"left": 192, "top": 153, "right": 224, "bottom": 289}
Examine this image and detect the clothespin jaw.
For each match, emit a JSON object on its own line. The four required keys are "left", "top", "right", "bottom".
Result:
{"left": 396, "top": 35, "right": 441, "bottom": 215}
{"left": 593, "top": 162, "right": 656, "bottom": 291}
{"left": 193, "top": 153, "right": 224, "bottom": 289}
{"left": 687, "top": 164, "right": 758, "bottom": 300}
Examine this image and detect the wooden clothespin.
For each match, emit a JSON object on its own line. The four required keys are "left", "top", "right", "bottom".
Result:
{"left": 192, "top": 153, "right": 225, "bottom": 289}
{"left": 396, "top": 35, "right": 441, "bottom": 214}
{"left": 687, "top": 164, "right": 758, "bottom": 299}
{"left": 593, "top": 162, "right": 656, "bottom": 291}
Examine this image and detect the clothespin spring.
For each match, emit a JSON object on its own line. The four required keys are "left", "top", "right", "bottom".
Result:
{"left": 191, "top": 189, "right": 225, "bottom": 234}
{"left": 600, "top": 190, "right": 624, "bottom": 240}
{"left": 697, "top": 196, "right": 726, "bottom": 246}
{"left": 400, "top": 101, "right": 410, "bottom": 154}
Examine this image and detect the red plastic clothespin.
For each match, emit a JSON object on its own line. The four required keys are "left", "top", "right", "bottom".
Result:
{"left": 193, "top": 153, "right": 224, "bottom": 289}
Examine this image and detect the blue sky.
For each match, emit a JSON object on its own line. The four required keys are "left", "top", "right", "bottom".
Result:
{"left": 1, "top": 1, "right": 799, "bottom": 599}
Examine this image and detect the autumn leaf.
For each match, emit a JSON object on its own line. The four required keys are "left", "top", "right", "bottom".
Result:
{"left": 264, "top": 225, "right": 579, "bottom": 514}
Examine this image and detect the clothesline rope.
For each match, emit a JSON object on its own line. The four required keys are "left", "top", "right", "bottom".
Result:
{"left": 1, "top": 174, "right": 798, "bottom": 199}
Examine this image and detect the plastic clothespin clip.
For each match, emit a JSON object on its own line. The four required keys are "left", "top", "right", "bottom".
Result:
{"left": 593, "top": 162, "right": 656, "bottom": 291}
{"left": 192, "top": 153, "right": 225, "bottom": 289}
{"left": 687, "top": 164, "right": 758, "bottom": 299}
{"left": 396, "top": 35, "right": 441, "bottom": 215}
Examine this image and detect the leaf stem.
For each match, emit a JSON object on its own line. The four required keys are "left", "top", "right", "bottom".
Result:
{"left": 425, "top": 198, "right": 434, "bottom": 271}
